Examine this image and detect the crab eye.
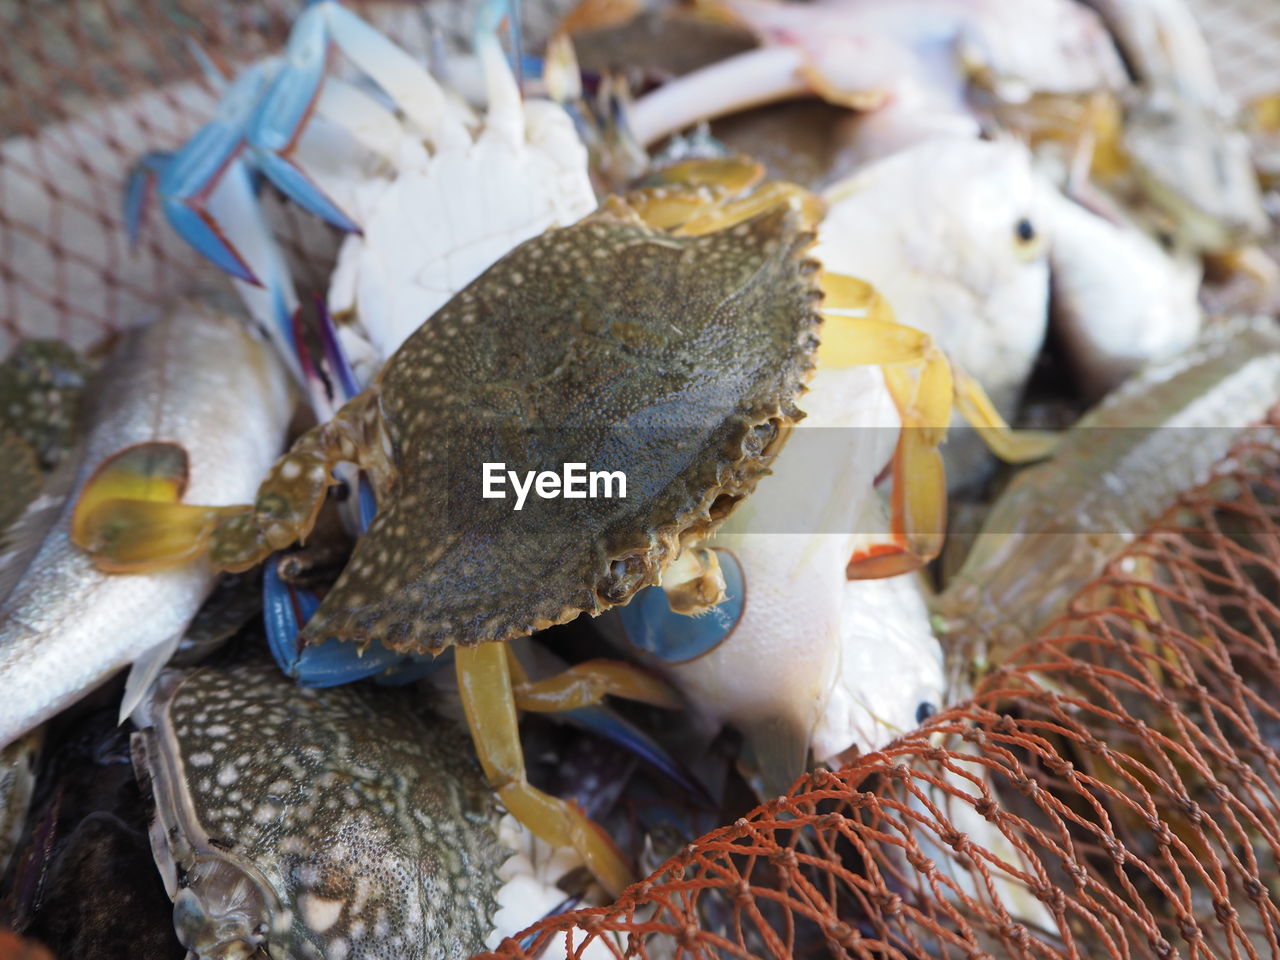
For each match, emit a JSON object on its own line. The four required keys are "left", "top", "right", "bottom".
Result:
{"left": 1015, "top": 217, "right": 1037, "bottom": 244}
{"left": 915, "top": 701, "right": 937, "bottom": 724}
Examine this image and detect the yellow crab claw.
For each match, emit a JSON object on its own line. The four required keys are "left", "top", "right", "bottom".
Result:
{"left": 70, "top": 441, "right": 191, "bottom": 547}
{"left": 73, "top": 498, "right": 227, "bottom": 572}
{"left": 70, "top": 441, "right": 253, "bottom": 572}
{"left": 456, "top": 642, "right": 635, "bottom": 897}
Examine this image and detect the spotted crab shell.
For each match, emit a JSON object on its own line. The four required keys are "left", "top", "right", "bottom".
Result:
{"left": 132, "top": 655, "right": 509, "bottom": 960}
{"left": 304, "top": 201, "right": 825, "bottom": 655}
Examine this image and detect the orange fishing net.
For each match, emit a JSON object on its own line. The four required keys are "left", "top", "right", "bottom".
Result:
{"left": 481, "top": 418, "right": 1280, "bottom": 959}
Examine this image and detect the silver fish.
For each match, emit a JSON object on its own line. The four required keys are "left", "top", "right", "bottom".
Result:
{"left": 132, "top": 655, "right": 511, "bottom": 960}
{"left": 0, "top": 297, "right": 292, "bottom": 748}
{"left": 937, "top": 316, "right": 1280, "bottom": 674}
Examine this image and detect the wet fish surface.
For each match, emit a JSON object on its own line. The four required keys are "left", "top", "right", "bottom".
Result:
{"left": 0, "top": 298, "right": 292, "bottom": 748}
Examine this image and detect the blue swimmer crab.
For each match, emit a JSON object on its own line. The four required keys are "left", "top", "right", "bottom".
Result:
{"left": 133, "top": 651, "right": 551, "bottom": 960}
{"left": 127, "top": 0, "right": 595, "bottom": 398}
{"left": 75, "top": 149, "right": 1035, "bottom": 895}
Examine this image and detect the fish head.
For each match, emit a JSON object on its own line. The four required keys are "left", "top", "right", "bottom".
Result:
{"left": 818, "top": 138, "right": 1051, "bottom": 417}
{"left": 811, "top": 573, "right": 944, "bottom": 765}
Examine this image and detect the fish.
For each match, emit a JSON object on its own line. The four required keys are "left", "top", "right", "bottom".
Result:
{"left": 937, "top": 316, "right": 1280, "bottom": 677}
{"left": 816, "top": 137, "right": 1051, "bottom": 488}
{"left": 0, "top": 295, "right": 292, "bottom": 749}
{"left": 817, "top": 138, "right": 1051, "bottom": 421}
{"left": 1043, "top": 185, "right": 1203, "bottom": 399}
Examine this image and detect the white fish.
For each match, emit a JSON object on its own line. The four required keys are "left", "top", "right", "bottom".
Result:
{"left": 1043, "top": 185, "right": 1202, "bottom": 398}
{"left": 655, "top": 364, "right": 944, "bottom": 796}
{"left": 0, "top": 297, "right": 292, "bottom": 748}
{"left": 816, "top": 139, "right": 1051, "bottom": 444}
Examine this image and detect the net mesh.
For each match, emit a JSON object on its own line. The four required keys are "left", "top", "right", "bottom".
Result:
{"left": 484, "top": 416, "right": 1280, "bottom": 960}
{"left": 4, "top": 3, "right": 1280, "bottom": 960}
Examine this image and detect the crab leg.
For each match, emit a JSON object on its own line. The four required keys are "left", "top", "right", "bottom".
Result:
{"left": 506, "top": 653, "right": 681, "bottom": 712}
{"left": 473, "top": 0, "right": 525, "bottom": 144}
{"left": 620, "top": 168, "right": 824, "bottom": 236}
{"left": 627, "top": 0, "right": 911, "bottom": 149}
{"left": 951, "top": 367, "right": 1060, "bottom": 463}
{"left": 73, "top": 391, "right": 389, "bottom": 574}
{"left": 124, "top": 65, "right": 272, "bottom": 285}
{"left": 242, "top": 0, "right": 472, "bottom": 235}
{"left": 627, "top": 46, "right": 811, "bottom": 146}
{"left": 817, "top": 273, "right": 1054, "bottom": 578}
{"left": 456, "top": 642, "right": 634, "bottom": 897}
{"left": 204, "top": 159, "right": 303, "bottom": 384}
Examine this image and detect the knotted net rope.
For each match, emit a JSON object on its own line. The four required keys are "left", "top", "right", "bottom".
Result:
{"left": 485, "top": 419, "right": 1280, "bottom": 960}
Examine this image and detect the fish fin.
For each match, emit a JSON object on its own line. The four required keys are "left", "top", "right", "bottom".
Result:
{"left": 0, "top": 446, "right": 81, "bottom": 605}
{"left": 742, "top": 715, "right": 811, "bottom": 800}
{"left": 119, "top": 632, "right": 184, "bottom": 726}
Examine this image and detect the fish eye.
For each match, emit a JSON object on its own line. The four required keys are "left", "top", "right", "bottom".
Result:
{"left": 1015, "top": 217, "right": 1037, "bottom": 244}
{"left": 915, "top": 701, "right": 937, "bottom": 724}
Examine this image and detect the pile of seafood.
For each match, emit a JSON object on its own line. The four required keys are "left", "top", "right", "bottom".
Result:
{"left": 2, "top": 0, "right": 1279, "bottom": 957}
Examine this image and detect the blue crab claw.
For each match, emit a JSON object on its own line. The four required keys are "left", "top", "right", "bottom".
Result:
{"left": 130, "top": 143, "right": 257, "bottom": 285}
{"left": 618, "top": 548, "right": 746, "bottom": 664}
{"left": 264, "top": 563, "right": 409, "bottom": 685}
{"left": 124, "top": 153, "right": 168, "bottom": 249}
{"left": 566, "top": 706, "right": 713, "bottom": 804}
{"left": 204, "top": 158, "right": 301, "bottom": 379}
{"left": 245, "top": 4, "right": 361, "bottom": 234}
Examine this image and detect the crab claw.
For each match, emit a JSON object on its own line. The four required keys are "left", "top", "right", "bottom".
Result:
{"left": 245, "top": 3, "right": 362, "bottom": 233}
{"left": 203, "top": 158, "right": 302, "bottom": 381}
{"left": 566, "top": 706, "right": 713, "bottom": 804}
{"left": 124, "top": 153, "right": 168, "bottom": 249}
{"left": 128, "top": 143, "right": 257, "bottom": 286}
{"left": 263, "top": 562, "right": 435, "bottom": 685}
{"left": 618, "top": 548, "right": 746, "bottom": 663}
